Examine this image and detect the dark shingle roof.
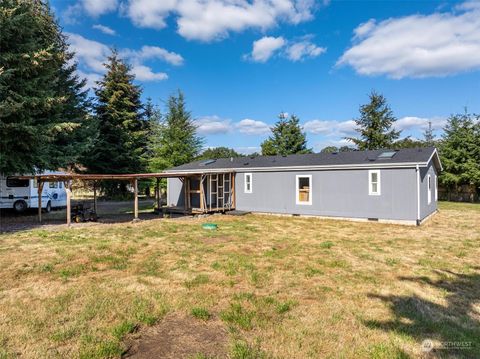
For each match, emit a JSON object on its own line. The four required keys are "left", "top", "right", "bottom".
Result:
{"left": 167, "top": 147, "right": 440, "bottom": 172}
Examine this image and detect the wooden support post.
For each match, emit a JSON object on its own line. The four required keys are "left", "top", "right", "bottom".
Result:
{"left": 93, "top": 181, "right": 97, "bottom": 213}
{"left": 156, "top": 178, "right": 160, "bottom": 211}
{"left": 231, "top": 173, "right": 236, "bottom": 209}
{"left": 65, "top": 180, "right": 72, "bottom": 226}
{"left": 200, "top": 175, "right": 205, "bottom": 212}
{"left": 37, "top": 180, "right": 44, "bottom": 223}
{"left": 133, "top": 178, "right": 139, "bottom": 220}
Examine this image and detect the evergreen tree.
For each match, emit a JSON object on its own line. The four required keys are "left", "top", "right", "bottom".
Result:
{"left": 338, "top": 146, "right": 355, "bottom": 152}
{"left": 143, "top": 97, "right": 162, "bottom": 165}
{"left": 320, "top": 146, "right": 338, "bottom": 153}
{"left": 393, "top": 137, "right": 424, "bottom": 149}
{"left": 423, "top": 121, "right": 436, "bottom": 146}
{"left": 149, "top": 91, "right": 203, "bottom": 171}
{"left": 83, "top": 50, "right": 146, "bottom": 194}
{"left": 197, "top": 147, "right": 241, "bottom": 160}
{"left": 439, "top": 112, "right": 480, "bottom": 191}
{"left": 0, "top": 0, "right": 89, "bottom": 175}
{"left": 261, "top": 113, "right": 312, "bottom": 156}
{"left": 347, "top": 91, "right": 401, "bottom": 150}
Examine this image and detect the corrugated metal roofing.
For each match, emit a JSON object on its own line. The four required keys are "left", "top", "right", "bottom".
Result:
{"left": 167, "top": 147, "right": 440, "bottom": 172}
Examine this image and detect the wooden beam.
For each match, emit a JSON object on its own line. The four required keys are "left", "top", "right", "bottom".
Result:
{"left": 93, "top": 181, "right": 97, "bottom": 213}
{"left": 37, "top": 181, "right": 44, "bottom": 223}
{"left": 200, "top": 175, "right": 205, "bottom": 212}
{"left": 133, "top": 178, "right": 139, "bottom": 220}
{"left": 231, "top": 173, "right": 236, "bottom": 209}
{"left": 156, "top": 178, "right": 161, "bottom": 211}
{"left": 183, "top": 177, "right": 187, "bottom": 214}
{"left": 65, "top": 180, "right": 71, "bottom": 226}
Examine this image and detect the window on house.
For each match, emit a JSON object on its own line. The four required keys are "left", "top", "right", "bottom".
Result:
{"left": 244, "top": 173, "right": 252, "bottom": 193}
{"left": 428, "top": 174, "right": 432, "bottom": 204}
{"left": 59, "top": 182, "right": 63, "bottom": 189}
{"left": 434, "top": 175, "right": 438, "bottom": 201}
{"left": 296, "top": 175, "right": 312, "bottom": 205}
{"left": 368, "top": 170, "right": 381, "bottom": 195}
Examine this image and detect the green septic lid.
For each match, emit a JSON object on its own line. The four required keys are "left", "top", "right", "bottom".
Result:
{"left": 202, "top": 223, "right": 218, "bottom": 230}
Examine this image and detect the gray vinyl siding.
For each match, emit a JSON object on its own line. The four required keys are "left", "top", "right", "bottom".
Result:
{"left": 419, "top": 160, "right": 438, "bottom": 220}
{"left": 167, "top": 178, "right": 185, "bottom": 208}
{"left": 235, "top": 168, "right": 417, "bottom": 221}
{"left": 168, "top": 168, "right": 419, "bottom": 221}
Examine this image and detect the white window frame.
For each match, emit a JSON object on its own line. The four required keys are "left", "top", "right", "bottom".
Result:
{"left": 296, "top": 175, "right": 312, "bottom": 205}
{"left": 427, "top": 174, "right": 432, "bottom": 204}
{"left": 434, "top": 174, "right": 438, "bottom": 202}
{"left": 244, "top": 173, "right": 252, "bottom": 193}
{"left": 368, "top": 170, "right": 381, "bottom": 196}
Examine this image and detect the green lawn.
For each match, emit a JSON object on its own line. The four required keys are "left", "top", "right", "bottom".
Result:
{"left": 0, "top": 202, "right": 478, "bottom": 358}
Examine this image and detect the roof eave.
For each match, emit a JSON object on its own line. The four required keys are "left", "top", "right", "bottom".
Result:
{"left": 166, "top": 161, "right": 432, "bottom": 173}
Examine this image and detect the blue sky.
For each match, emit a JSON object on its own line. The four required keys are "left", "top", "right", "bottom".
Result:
{"left": 51, "top": 0, "right": 480, "bottom": 153}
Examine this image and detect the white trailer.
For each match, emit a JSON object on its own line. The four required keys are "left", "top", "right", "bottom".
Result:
{"left": 0, "top": 171, "right": 67, "bottom": 213}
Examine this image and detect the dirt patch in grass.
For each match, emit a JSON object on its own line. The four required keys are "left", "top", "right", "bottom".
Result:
{"left": 199, "top": 236, "right": 234, "bottom": 245}
{"left": 123, "top": 313, "right": 228, "bottom": 359}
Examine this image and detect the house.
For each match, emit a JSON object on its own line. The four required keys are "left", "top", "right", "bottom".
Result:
{"left": 165, "top": 147, "right": 442, "bottom": 225}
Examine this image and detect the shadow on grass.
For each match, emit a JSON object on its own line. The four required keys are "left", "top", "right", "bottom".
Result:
{"left": 364, "top": 269, "right": 480, "bottom": 357}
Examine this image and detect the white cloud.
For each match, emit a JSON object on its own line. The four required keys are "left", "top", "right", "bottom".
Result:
{"left": 65, "top": 0, "right": 118, "bottom": 20}
{"left": 353, "top": 19, "right": 375, "bottom": 38}
{"left": 121, "top": 45, "right": 184, "bottom": 66}
{"left": 249, "top": 36, "right": 286, "bottom": 62}
{"left": 247, "top": 35, "right": 326, "bottom": 62}
{"left": 92, "top": 24, "right": 116, "bottom": 35}
{"left": 195, "top": 116, "right": 232, "bottom": 135}
{"left": 338, "top": 2, "right": 480, "bottom": 78}
{"left": 82, "top": 0, "right": 118, "bottom": 16}
{"left": 303, "top": 119, "right": 356, "bottom": 136}
{"left": 285, "top": 40, "right": 326, "bottom": 61}
{"left": 123, "top": 0, "right": 176, "bottom": 29}
{"left": 121, "top": 0, "right": 316, "bottom": 41}
{"left": 67, "top": 33, "right": 110, "bottom": 73}
{"left": 394, "top": 116, "right": 447, "bottom": 131}
{"left": 131, "top": 65, "right": 168, "bottom": 81}
{"left": 236, "top": 119, "right": 270, "bottom": 135}
{"left": 66, "top": 33, "right": 177, "bottom": 86}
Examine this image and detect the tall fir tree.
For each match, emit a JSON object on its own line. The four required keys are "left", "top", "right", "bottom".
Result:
{"left": 439, "top": 112, "right": 480, "bottom": 191}
{"left": 83, "top": 50, "right": 146, "bottom": 193}
{"left": 423, "top": 121, "right": 436, "bottom": 147}
{"left": 261, "top": 113, "right": 312, "bottom": 156}
{"left": 149, "top": 91, "right": 203, "bottom": 171}
{"left": 347, "top": 91, "right": 401, "bottom": 150}
{"left": 142, "top": 97, "right": 162, "bottom": 165}
{"left": 0, "top": 0, "right": 89, "bottom": 175}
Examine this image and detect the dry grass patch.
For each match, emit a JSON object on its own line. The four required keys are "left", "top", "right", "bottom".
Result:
{"left": 0, "top": 202, "right": 479, "bottom": 358}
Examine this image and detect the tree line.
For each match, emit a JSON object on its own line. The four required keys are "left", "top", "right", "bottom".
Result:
{"left": 1, "top": 1, "right": 478, "bottom": 196}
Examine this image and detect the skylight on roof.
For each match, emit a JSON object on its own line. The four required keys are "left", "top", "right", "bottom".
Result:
{"left": 200, "top": 159, "right": 216, "bottom": 166}
{"left": 377, "top": 151, "right": 397, "bottom": 159}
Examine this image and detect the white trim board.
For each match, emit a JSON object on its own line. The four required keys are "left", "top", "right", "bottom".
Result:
{"left": 295, "top": 174, "right": 312, "bottom": 205}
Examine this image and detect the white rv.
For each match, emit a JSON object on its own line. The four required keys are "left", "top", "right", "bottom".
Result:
{"left": 0, "top": 171, "right": 67, "bottom": 213}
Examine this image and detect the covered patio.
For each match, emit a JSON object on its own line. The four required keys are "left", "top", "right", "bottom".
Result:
{"left": 15, "top": 170, "right": 236, "bottom": 225}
